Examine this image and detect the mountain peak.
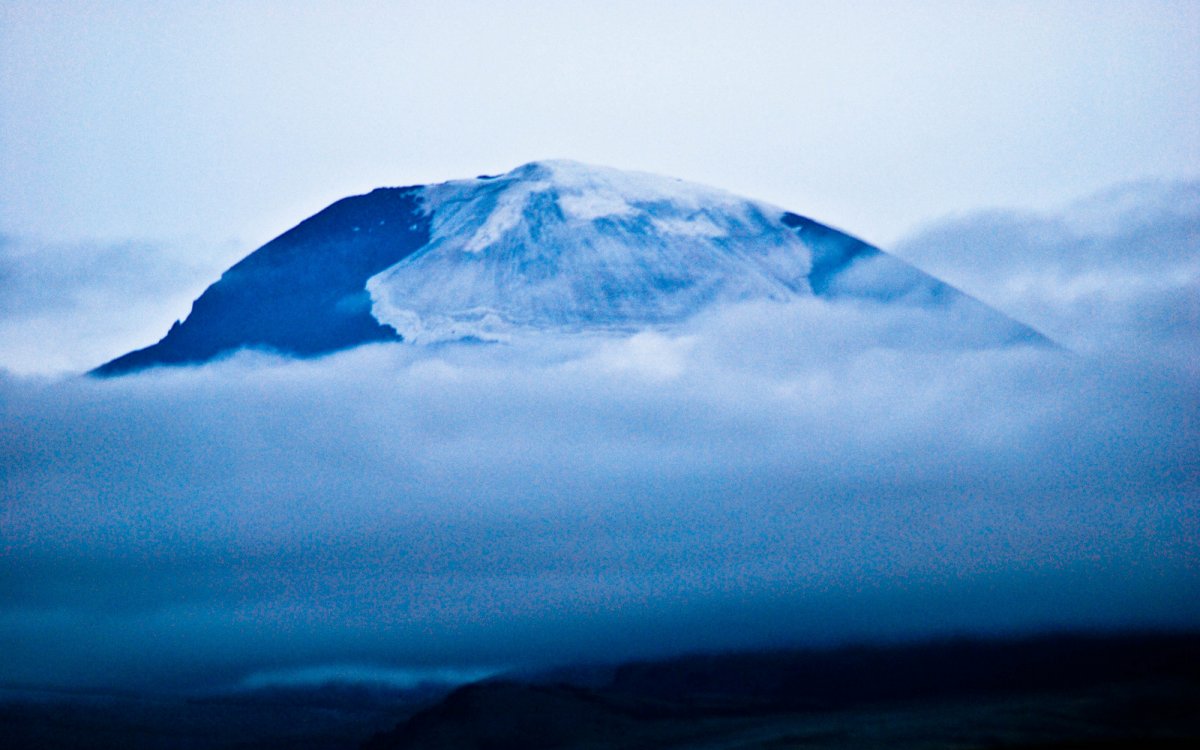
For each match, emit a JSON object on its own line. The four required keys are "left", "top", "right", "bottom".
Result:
{"left": 431, "top": 159, "right": 752, "bottom": 234}
{"left": 93, "top": 162, "right": 1049, "bottom": 376}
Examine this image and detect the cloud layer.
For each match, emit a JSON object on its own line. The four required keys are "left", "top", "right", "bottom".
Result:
{"left": 2, "top": 184, "right": 1198, "bottom": 692}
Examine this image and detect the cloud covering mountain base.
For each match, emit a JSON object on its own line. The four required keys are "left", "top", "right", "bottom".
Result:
{"left": 3, "top": 301, "right": 1196, "bottom": 691}
{"left": 2, "top": 180, "right": 1197, "bottom": 692}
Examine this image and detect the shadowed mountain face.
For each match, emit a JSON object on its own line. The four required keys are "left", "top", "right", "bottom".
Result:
{"left": 93, "top": 161, "right": 1048, "bottom": 375}
{"left": 93, "top": 188, "right": 430, "bottom": 376}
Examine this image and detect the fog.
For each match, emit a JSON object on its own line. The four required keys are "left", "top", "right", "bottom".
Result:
{"left": 1, "top": 185, "right": 1197, "bottom": 693}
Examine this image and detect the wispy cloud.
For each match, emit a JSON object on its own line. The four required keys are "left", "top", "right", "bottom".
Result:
{"left": 0, "top": 233, "right": 239, "bottom": 375}
{"left": 894, "top": 180, "right": 1200, "bottom": 358}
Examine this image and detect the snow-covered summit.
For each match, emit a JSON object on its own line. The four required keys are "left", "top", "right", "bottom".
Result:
{"left": 368, "top": 160, "right": 813, "bottom": 342}
{"left": 93, "top": 160, "right": 1049, "bottom": 375}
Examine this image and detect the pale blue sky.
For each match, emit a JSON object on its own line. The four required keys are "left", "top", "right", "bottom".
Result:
{"left": 2, "top": 0, "right": 1198, "bottom": 251}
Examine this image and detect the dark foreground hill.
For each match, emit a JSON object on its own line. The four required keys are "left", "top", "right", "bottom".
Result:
{"left": 365, "top": 632, "right": 1200, "bottom": 750}
{"left": 3, "top": 632, "right": 1195, "bottom": 749}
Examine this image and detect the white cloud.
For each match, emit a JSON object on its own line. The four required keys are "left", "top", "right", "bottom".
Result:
{"left": 895, "top": 180, "right": 1200, "bottom": 358}
{"left": 2, "top": 297, "right": 1195, "bottom": 690}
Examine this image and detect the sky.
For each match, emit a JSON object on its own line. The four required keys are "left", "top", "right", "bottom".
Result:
{"left": 0, "top": 1, "right": 1198, "bottom": 693}
{"left": 2, "top": 0, "right": 1199, "bottom": 375}
{"left": 2, "top": 0, "right": 1198, "bottom": 250}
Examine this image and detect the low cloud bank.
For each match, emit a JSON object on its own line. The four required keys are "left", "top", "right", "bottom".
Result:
{"left": 1, "top": 184, "right": 1197, "bottom": 692}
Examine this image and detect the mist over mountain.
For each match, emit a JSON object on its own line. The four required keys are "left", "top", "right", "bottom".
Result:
{"left": 94, "top": 161, "right": 1046, "bottom": 375}
{"left": 1, "top": 173, "right": 1195, "bottom": 732}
